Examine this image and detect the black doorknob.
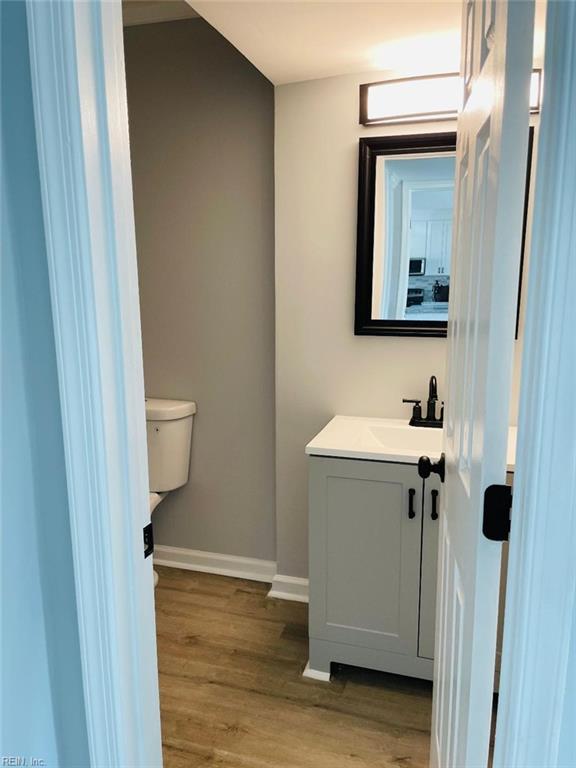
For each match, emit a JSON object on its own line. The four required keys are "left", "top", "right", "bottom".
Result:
{"left": 418, "top": 452, "right": 446, "bottom": 483}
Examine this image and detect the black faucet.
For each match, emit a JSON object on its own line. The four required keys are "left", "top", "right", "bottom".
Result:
{"left": 426, "top": 375, "right": 438, "bottom": 421}
{"left": 402, "top": 375, "right": 444, "bottom": 428}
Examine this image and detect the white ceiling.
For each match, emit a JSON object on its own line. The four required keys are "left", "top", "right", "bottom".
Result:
{"left": 187, "top": 0, "right": 546, "bottom": 86}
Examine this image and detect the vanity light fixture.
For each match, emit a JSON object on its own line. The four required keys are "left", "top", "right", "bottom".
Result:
{"left": 360, "top": 69, "right": 542, "bottom": 126}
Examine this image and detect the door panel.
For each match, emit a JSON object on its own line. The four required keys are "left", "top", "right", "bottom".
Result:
{"left": 431, "top": 1, "right": 534, "bottom": 765}
{"left": 422, "top": 475, "right": 514, "bottom": 674}
{"left": 309, "top": 458, "right": 421, "bottom": 656}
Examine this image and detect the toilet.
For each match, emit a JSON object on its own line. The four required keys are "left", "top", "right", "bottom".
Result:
{"left": 145, "top": 397, "right": 196, "bottom": 586}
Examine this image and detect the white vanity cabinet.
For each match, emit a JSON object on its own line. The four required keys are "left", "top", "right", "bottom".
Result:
{"left": 308, "top": 455, "right": 439, "bottom": 681}
{"left": 305, "top": 416, "right": 516, "bottom": 682}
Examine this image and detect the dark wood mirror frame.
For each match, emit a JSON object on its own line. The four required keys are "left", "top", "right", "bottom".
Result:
{"left": 354, "top": 128, "right": 534, "bottom": 338}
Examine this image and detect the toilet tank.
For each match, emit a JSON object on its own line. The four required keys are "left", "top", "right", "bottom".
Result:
{"left": 145, "top": 398, "right": 196, "bottom": 492}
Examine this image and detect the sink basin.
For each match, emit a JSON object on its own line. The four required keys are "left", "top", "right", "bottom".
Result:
{"left": 306, "top": 416, "right": 442, "bottom": 464}
{"left": 306, "top": 415, "right": 517, "bottom": 470}
{"left": 366, "top": 424, "right": 442, "bottom": 455}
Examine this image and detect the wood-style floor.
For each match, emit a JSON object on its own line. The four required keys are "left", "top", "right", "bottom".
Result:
{"left": 155, "top": 566, "right": 432, "bottom": 767}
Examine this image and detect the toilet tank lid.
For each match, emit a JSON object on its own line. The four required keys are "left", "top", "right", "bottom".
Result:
{"left": 145, "top": 398, "right": 197, "bottom": 421}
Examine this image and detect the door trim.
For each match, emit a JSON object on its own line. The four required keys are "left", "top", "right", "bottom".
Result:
{"left": 494, "top": 2, "right": 576, "bottom": 764}
{"left": 25, "top": 1, "right": 162, "bottom": 764}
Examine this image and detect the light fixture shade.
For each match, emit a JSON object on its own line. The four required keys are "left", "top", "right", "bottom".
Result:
{"left": 360, "top": 70, "right": 542, "bottom": 126}
{"left": 360, "top": 73, "right": 462, "bottom": 126}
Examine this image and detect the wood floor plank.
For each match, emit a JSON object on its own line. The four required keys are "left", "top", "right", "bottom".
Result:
{"left": 155, "top": 566, "right": 431, "bottom": 768}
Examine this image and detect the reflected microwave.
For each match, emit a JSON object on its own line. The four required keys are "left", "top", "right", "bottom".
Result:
{"left": 409, "top": 258, "right": 426, "bottom": 276}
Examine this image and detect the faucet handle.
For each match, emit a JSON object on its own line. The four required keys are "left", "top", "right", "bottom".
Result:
{"left": 402, "top": 398, "right": 422, "bottom": 422}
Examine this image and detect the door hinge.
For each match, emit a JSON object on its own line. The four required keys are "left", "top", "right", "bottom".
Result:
{"left": 143, "top": 522, "right": 154, "bottom": 558}
{"left": 483, "top": 484, "right": 512, "bottom": 541}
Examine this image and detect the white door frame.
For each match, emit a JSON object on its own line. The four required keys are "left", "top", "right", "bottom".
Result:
{"left": 25, "top": 1, "right": 162, "bottom": 765}
{"left": 494, "top": 2, "right": 576, "bottom": 764}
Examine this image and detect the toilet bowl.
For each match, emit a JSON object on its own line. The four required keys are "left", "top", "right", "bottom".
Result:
{"left": 149, "top": 492, "right": 168, "bottom": 587}
{"left": 149, "top": 491, "right": 167, "bottom": 515}
{"left": 146, "top": 398, "right": 196, "bottom": 587}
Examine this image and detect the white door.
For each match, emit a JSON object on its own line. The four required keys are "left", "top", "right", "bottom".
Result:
{"left": 431, "top": 1, "right": 535, "bottom": 766}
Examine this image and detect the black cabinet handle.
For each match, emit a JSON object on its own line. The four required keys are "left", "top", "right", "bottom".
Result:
{"left": 431, "top": 489, "right": 439, "bottom": 520}
{"left": 408, "top": 488, "right": 416, "bottom": 519}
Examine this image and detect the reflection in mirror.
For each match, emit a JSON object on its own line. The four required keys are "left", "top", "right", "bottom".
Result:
{"left": 372, "top": 154, "right": 455, "bottom": 321}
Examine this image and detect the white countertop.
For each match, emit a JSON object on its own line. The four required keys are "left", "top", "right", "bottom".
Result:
{"left": 306, "top": 416, "right": 517, "bottom": 472}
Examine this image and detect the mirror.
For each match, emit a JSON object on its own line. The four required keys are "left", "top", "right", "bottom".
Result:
{"left": 355, "top": 133, "right": 456, "bottom": 336}
{"left": 355, "top": 130, "right": 533, "bottom": 337}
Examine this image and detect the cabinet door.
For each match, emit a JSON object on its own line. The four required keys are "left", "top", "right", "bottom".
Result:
{"left": 309, "top": 457, "right": 422, "bottom": 656}
{"left": 419, "top": 474, "right": 441, "bottom": 659}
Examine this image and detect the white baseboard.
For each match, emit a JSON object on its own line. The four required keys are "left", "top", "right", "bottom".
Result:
{"left": 267, "top": 574, "right": 309, "bottom": 603}
{"left": 154, "top": 545, "right": 276, "bottom": 583}
{"left": 302, "top": 662, "right": 330, "bottom": 682}
{"left": 154, "top": 547, "right": 309, "bottom": 603}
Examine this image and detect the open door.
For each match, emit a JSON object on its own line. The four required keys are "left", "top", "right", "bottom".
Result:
{"left": 25, "top": 1, "right": 162, "bottom": 764}
{"left": 430, "top": 1, "right": 535, "bottom": 765}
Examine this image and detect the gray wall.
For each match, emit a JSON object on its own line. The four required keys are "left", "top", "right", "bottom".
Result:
{"left": 124, "top": 19, "right": 276, "bottom": 561}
